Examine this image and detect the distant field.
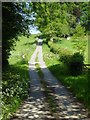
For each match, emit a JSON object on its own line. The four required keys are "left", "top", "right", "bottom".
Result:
{"left": 51, "top": 36, "right": 88, "bottom": 63}
{"left": 57, "top": 38, "right": 76, "bottom": 53}
{"left": 9, "top": 35, "right": 36, "bottom": 65}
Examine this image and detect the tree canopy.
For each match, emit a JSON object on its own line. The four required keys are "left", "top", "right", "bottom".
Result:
{"left": 32, "top": 2, "right": 89, "bottom": 39}
{"left": 2, "top": 2, "right": 31, "bottom": 67}
{"left": 2, "top": 2, "right": 89, "bottom": 68}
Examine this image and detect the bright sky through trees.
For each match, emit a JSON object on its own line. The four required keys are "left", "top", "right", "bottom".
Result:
{"left": 29, "top": 26, "right": 41, "bottom": 34}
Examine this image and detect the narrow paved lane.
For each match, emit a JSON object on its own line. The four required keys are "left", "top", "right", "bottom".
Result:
{"left": 12, "top": 42, "right": 89, "bottom": 120}
{"left": 12, "top": 46, "right": 55, "bottom": 120}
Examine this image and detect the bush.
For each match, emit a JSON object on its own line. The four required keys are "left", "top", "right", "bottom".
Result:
{"left": 60, "top": 54, "right": 71, "bottom": 65}
{"left": 59, "top": 48, "right": 72, "bottom": 64}
{"left": 69, "top": 52, "right": 84, "bottom": 76}
{"left": 48, "top": 41, "right": 84, "bottom": 76}
{"left": 73, "top": 24, "right": 85, "bottom": 37}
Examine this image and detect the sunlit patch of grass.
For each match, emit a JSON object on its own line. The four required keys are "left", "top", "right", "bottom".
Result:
{"left": 63, "top": 75, "right": 89, "bottom": 107}
{"left": 57, "top": 38, "right": 76, "bottom": 53}
{"left": 43, "top": 44, "right": 60, "bottom": 67}
{"left": 9, "top": 35, "right": 36, "bottom": 65}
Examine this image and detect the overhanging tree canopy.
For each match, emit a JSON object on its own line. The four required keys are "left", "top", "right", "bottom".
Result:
{"left": 32, "top": 2, "right": 89, "bottom": 39}
{"left": 2, "top": 2, "right": 89, "bottom": 68}
{"left": 2, "top": 2, "right": 31, "bottom": 68}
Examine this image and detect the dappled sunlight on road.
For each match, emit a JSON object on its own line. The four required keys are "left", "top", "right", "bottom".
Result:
{"left": 12, "top": 43, "right": 89, "bottom": 120}
{"left": 12, "top": 97, "right": 55, "bottom": 120}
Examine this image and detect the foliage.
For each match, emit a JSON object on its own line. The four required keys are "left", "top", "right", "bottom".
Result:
{"left": 50, "top": 36, "right": 62, "bottom": 43}
{"left": 68, "top": 52, "right": 84, "bottom": 76}
{"left": 79, "top": 2, "right": 90, "bottom": 32}
{"left": 32, "top": 3, "right": 88, "bottom": 40}
{"left": 48, "top": 41, "right": 72, "bottom": 60}
{"left": 2, "top": 2, "right": 31, "bottom": 67}
{"left": 3, "top": 2, "right": 88, "bottom": 67}
{"left": 2, "top": 64, "right": 29, "bottom": 120}
{"left": 2, "top": 35, "right": 36, "bottom": 120}
{"left": 48, "top": 40, "right": 84, "bottom": 76}
{"left": 74, "top": 24, "right": 85, "bottom": 37}
{"left": 43, "top": 42, "right": 90, "bottom": 109}
{"left": 32, "top": 3, "right": 74, "bottom": 38}
{"left": 71, "top": 36, "right": 87, "bottom": 54}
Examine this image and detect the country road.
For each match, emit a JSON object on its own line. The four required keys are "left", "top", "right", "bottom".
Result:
{"left": 12, "top": 41, "right": 89, "bottom": 120}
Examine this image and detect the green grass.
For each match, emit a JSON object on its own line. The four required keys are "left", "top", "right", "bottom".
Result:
{"left": 2, "top": 65, "right": 29, "bottom": 120}
{"left": 57, "top": 38, "right": 76, "bottom": 53}
{"left": 2, "top": 34, "right": 89, "bottom": 119}
{"left": 2, "top": 35, "right": 36, "bottom": 120}
{"left": 9, "top": 35, "right": 36, "bottom": 64}
{"left": 43, "top": 41, "right": 90, "bottom": 110}
{"left": 43, "top": 44, "right": 60, "bottom": 66}
{"left": 53, "top": 36, "right": 88, "bottom": 63}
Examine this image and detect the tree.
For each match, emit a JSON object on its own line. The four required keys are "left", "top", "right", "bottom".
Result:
{"left": 79, "top": 2, "right": 90, "bottom": 32}
{"left": 74, "top": 24, "right": 85, "bottom": 37}
{"left": 32, "top": 2, "right": 88, "bottom": 40}
{"left": 32, "top": 3, "right": 75, "bottom": 38}
{"left": 2, "top": 2, "right": 31, "bottom": 68}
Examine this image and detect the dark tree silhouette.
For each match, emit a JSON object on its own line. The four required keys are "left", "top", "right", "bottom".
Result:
{"left": 2, "top": 2, "right": 31, "bottom": 68}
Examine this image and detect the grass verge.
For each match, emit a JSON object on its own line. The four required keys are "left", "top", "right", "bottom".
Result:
{"left": 2, "top": 35, "right": 36, "bottom": 120}
{"left": 43, "top": 43, "right": 90, "bottom": 110}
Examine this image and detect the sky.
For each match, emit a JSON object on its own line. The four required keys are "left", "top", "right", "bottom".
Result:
{"left": 29, "top": 26, "right": 41, "bottom": 34}
{"left": 25, "top": 2, "right": 41, "bottom": 34}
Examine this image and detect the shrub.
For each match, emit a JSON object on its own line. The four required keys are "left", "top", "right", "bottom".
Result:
{"left": 59, "top": 48, "right": 72, "bottom": 64}
{"left": 68, "top": 52, "right": 84, "bottom": 76}
{"left": 48, "top": 41, "right": 84, "bottom": 76}
{"left": 48, "top": 42, "right": 59, "bottom": 54}
{"left": 73, "top": 24, "right": 85, "bottom": 37}
{"left": 60, "top": 54, "right": 72, "bottom": 65}
{"left": 71, "top": 37, "right": 87, "bottom": 54}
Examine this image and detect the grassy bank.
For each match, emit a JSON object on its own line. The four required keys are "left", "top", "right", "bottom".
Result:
{"left": 43, "top": 37, "right": 90, "bottom": 110}
{"left": 2, "top": 35, "right": 36, "bottom": 120}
